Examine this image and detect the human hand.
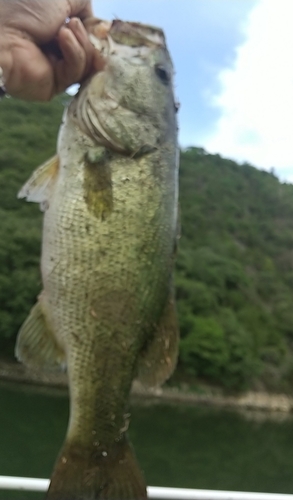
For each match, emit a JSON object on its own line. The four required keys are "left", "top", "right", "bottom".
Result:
{"left": 0, "top": 0, "right": 95, "bottom": 101}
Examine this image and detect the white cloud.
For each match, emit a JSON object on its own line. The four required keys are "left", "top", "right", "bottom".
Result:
{"left": 202, "top": 0, "right": 293, "bottom": 181}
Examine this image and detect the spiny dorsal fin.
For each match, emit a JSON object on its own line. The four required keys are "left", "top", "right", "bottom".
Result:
{"left": 18, "top": 155, "right": 59, "bottom": 208}
{"left": 15, "top": 296, "right": 65, "bottom": 371}
{"left": 137, "top": 294, "right": 179, "bottom": 388}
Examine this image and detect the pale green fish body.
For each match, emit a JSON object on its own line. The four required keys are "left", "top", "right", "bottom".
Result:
{"left": 16, "top": 19, "right": 179, "bottom": 500}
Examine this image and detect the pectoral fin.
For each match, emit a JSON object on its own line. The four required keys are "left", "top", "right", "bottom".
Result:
{"left": 137, "top": 294, "right": 179, "bottom": 388}
{"left": 18, "top": 155, "right": 59, "bottom": 210}
{"left": 84, "top": 149, "right": 113, "bottom": 220}
{"left": 15, "top": 296, "right": 65, "bottom": 371}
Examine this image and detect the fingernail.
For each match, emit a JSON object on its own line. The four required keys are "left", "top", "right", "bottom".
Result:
{"left": 72, "top": 17, "right": 83, "bottom": 31}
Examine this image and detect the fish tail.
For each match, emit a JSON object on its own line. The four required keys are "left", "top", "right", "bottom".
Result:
{"left": 45, "top": 436, "right": 147, "bottom": 500}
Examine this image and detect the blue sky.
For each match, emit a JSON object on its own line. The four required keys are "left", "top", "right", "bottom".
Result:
{"left": 91, "top": 1, "right": 293, "bottom": 182}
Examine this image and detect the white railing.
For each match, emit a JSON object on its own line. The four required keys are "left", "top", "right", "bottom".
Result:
{"left": 0, "top": 476, "right": 293, "bottom": 500}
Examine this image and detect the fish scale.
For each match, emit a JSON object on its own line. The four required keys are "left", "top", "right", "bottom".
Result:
{"left": 16, "top": 18, "right": 179, "bottom": 500}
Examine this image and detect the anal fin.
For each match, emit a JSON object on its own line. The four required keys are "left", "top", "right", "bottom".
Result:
{"left": 137, "top": 294, "right": 179, "bottom": 388}
{"left": 15, "top": 296, "right": 65, "bottom": 371}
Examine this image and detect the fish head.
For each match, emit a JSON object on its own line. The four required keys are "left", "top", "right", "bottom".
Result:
{"left": 71, "top": 19, "right": 178, "bottom": 155}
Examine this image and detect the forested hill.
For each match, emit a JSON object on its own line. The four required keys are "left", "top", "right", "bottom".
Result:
{"left": 177, "top": 148, "right": 293, "bottom": 391}
{"left": 1, "top": 97, "right": 293, "bottom": 392}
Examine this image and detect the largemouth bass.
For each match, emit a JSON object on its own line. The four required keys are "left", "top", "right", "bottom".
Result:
{"left": 16, "top": 18, "right": 179, "bottom": 500}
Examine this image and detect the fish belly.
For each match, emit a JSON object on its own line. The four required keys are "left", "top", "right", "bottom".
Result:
{"left": 42, "top": 151, "right": 176, "bottom": 431}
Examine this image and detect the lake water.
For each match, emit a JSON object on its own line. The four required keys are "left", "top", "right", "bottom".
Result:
{"left": 1, "top": 381, "right": 293, "bottom": 499}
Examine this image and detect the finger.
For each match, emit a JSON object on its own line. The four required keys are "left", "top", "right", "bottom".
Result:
{"left": 67, "top": 0, "right": 93, "bottom": 19}
{"left": 3, "top": 37, "right": 55, "bottom": 101}
{"left": 67, "top": 17, "right": 95, "bottom": 76}
{"left": 54, "top": 24, "right": 89, "bottom": 92}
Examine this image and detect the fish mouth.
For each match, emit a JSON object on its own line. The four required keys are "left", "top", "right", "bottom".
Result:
{"left": 109, "top": 19, "right": 166, "bottom": 47}
{"left": 85, "top": 18, "right": 166, "bottom": 49}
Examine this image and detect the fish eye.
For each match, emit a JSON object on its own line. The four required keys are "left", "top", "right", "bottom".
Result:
{"left": 154, "top": 64, "right": 170, "bottom": 85}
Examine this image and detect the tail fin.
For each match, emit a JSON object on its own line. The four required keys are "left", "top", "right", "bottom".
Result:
{"left": 46, "top": 436, "right": 147, "bottom": 500}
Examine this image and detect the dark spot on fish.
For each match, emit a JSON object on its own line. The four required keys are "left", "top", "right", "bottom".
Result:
{"left": 90, "top": 289, "right": 140, "bottom": 330}
{"left": 70, "top": 331, "right": 81, "bottom": 342}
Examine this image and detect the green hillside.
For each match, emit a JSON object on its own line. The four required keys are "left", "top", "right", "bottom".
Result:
{"left": 1, "top": 97, "right": 293, "bottom": 392}
{"left": 177, "top": 148, "right": 293, "bottom": 391}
